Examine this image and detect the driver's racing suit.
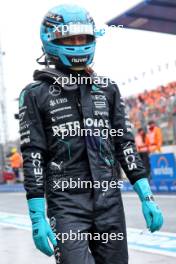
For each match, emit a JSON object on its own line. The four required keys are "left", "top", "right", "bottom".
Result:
{"left": 19, "top": 68, "right": 147, "bottom": 264}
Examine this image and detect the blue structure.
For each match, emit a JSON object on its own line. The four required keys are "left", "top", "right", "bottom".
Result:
{"left": 150, "top": 153, "right": 176, "bottom": 192}
{"left": 107, "top": 0, "right": 176, "bottom": 35}
{"left": 123, "top": 153, "right": 176, "bottom": 192}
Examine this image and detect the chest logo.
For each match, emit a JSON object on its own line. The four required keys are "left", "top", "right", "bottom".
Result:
{"left": 49, "top": 85, "right": 61, "bottom": 96}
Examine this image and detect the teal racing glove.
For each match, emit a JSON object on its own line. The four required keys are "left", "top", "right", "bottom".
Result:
{"left": 28, "top": 198, "right": 57, "bottom": 256}
{"left": 133, "top": 178, "right": 164, "bottom": 232}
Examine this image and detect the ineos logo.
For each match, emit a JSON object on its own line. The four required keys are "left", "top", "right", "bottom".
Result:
{"left": 49, "top": 85, "right": 61, "bottom": 96}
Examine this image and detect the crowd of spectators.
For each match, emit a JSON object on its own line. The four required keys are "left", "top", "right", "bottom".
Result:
{"left": 125, "top": 81, "right": 176, "bottom": 144}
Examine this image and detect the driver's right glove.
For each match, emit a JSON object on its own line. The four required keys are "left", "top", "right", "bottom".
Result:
{"left": 28, "top": 198, "right": 57, "bottom": 256}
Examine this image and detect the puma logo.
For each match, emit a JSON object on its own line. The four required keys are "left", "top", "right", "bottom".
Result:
{"left": 51, "top": 161, "right": 63, "bottom": 171}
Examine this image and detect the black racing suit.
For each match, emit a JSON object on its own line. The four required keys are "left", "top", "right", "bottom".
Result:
{"left": 19, "top": 67, "right": 147, "bottom": 264}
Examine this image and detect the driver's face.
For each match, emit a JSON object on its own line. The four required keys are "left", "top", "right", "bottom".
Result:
{"left": 58, "top": 35, "right": 88, "bottom": 45}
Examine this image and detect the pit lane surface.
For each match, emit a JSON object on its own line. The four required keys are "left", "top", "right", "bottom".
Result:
{"left": 0, "top": 192, "right": 175, "bottom": 264}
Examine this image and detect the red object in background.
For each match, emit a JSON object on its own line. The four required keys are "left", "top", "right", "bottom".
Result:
{"left": 3, "top": 171, "right": 15, "bottom": 181}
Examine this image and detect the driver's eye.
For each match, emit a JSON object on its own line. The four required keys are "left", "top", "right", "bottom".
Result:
{"left": 77, "top": 36, "right": 86, "bottom": 41}
{"left": 52, "top": 39, "right": 64, "bottom": 44}
{"left": 52, "top": 35, "right": 94, "bottom": 45}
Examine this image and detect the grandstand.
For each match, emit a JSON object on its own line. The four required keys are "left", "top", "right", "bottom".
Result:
{"left": 125, "top": 81, "right": 176, "bottom": 145}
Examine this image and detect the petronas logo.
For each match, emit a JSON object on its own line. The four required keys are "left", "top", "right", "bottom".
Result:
{"left": 19, "top": 90, "right": 26, "bottom": 107}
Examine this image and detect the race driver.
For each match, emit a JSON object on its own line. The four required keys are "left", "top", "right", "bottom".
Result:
{"left": 19, "top": 4, "right": 164, "bottom": 264}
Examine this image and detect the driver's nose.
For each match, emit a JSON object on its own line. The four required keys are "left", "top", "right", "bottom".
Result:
{"left": 72, "top": 36, "right": 87, "bottom": 45}
{"left": 73, "top": 37, "right": 82, "bottom": 45}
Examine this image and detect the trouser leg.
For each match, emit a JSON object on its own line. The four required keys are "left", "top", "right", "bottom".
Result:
{"left": 53, "top": 219, "right": 95, "bottom": 264}
{"left": 48, "top": 192, "right": 95, "bottom": 264}
{"left": 90, "top": 189, "right": 128, "bottom": 264}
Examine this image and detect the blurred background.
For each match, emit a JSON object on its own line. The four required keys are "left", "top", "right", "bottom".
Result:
{"left": 0, "top": 0, "right": 176, "bottom": 263}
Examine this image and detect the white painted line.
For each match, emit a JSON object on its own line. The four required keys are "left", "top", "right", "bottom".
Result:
{"left": 123, "top": 194, "right": 176, "bottom": 199}
{"left": 0, "top": 211, "right": 30, "bottom": 230}
{"left": 128, "top": 227, "right": 176, "bottom": 257}
{"left": 0, "top": 193, "right": 25, "bottom": 196}
{"left": 129, "top": 245, "right": 176, "bottom": 258}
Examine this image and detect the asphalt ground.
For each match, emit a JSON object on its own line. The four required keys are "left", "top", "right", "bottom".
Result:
{"left": 0, "top": 192, "right": 175, "bottom": 264}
